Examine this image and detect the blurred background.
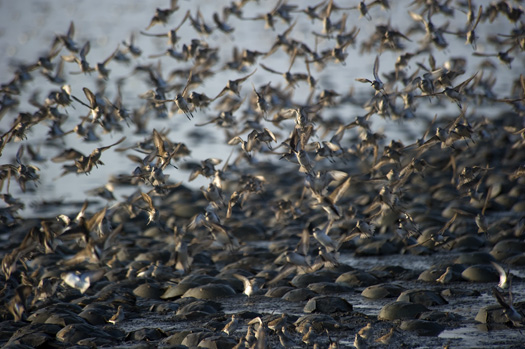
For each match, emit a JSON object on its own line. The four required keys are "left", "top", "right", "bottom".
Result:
{"left": 0, "top": 0, "right": 522, "bottom": 217}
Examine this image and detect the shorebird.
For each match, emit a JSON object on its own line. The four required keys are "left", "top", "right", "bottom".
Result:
{"left": 408, "top": 9, "right": 450, "bottom": 49}
{"left": 242, "top": 0, "right": 296, "bottom": 30}
{"left": 189, "top": 158, "right": 222, "bottom": 181}
{"left": 244, "top": 325, "right": 255, "bottom": 347}
{"left": 264, "top": 20, "right": 297, "bottom": 57}
{"left": 145, "top": 0, "right": 179, "bottom": 30}
{"left": 42, "top": 58, "right": 65, "bottom": 84}
{"left": 140, "top": 191, "right": 159, "bottom": 225}
{"left": 375, "top": 327, "right": 395, "bottom": 345}
{"left": 187, "top": 91, "right": 213, "bottom": 110}
{"left": 213, "top": 12, "right": 234, "bottom": 33}
{"left": 61, "top": 269, "right": 105, "bottom": 294}
{"left": 155, "top": 70, "right": 195, "bottom": 119}
{"left": 10, "top": 145, "right": 40, "bottom": 193}
{"left": 228, "top": 131, "right": 257, "bottom": 157}
{"left": 108, "top": 305, "right": 125, "bottom": 325}
{"left": 415, "top": 72, "right": 478, "bottom": 109}
{"left": 295, "top": 149, "right": 315, "bottom": 174}
{"left": 301, "top": 0, "right": 326, "bottom": 22}
{"left": 312, "top": 175, "right": 352, "bottom": 219}
{"left": 71, "top": 87, "right": 103, "bottom": 124}
{"left": 76, "top": 136, "right": 126, "bottom": 174}
{"left": 214, "top": 69, "right": 257, "bottom": 99}
{"left": 254, "top": 317, "right": 267, "bottom": 348}
{"left": 356, "top": 55, "right": 387, "bottom": 96}
{"left": 252, "top": 82, "right": 270, "bottom": 117}
{"left": 491, "top": 261, "right": 510, "bottom": 290}
{"left": 353, "top": 332, "right": 368, "bottom": 349}
{"left": 301, "top": 323, "right": 314, "bottom": 345}
{"left": 436, "top": 266, "right": 454, "bottom": 284}
{"left": 7, "top": 285, "right": 31, "bottom": 321}
{"left": 222, "top": 314, "right": 239, "bottom": 335}
{"left": 268, "top": 313, "right": 287, "bottom": 332}
{"left": 464, "top": 2, "right": 483, "bottom": 48}
{"left": 319, "top": 6, "right": 348, "bottom": 37}
{"left": 473, "top": 44, "right": 518, "bottom": 68}
{"left": 189, "top": 9, "right": 214, "bottom": 35}
{"left": 278, "top": 328, "right": 295, "bottom": 348}
{"left": 201, "top": 182, "right": 225, "bottom": 207}
{"left": 233, "top": 273, "right": 262, "bottom": 296}
{"left": 62, "top": 41, "right": 94, "bottom": 74}
{"left": 168, "top": 237, "right": 192, "bottom": 273}
{"left": 492, "top": 287, "right": 524, "bottom": 327}
{"left": 53, "top": 21, "right": 79, "bottom": 53}
{"left": 95, "top": 45, "right": 120, "bottom": 80}
{"left": 313, "top": 220, "right": 337, "bottom": 252}
{"left": 358, "top": 323, "right": 374, "bottom": 340}
{"left": 261, "top": 51, "right": 307, "bottom": 89}
{"left": 122, "top": 33, "right": 142, "bottom": 57}
{"left": 45, "top": 84, "right": 74, "bottom": 108}
{"left": 140, "top": 10, "right": 189, "bottom": 47}
{"left": 349, "top": 1, "right": 373, "bottom": 21}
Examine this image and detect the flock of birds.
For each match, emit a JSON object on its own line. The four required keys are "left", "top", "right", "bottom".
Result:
{"left": 1, "top": 0, "right": 525, "bottom": 347}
